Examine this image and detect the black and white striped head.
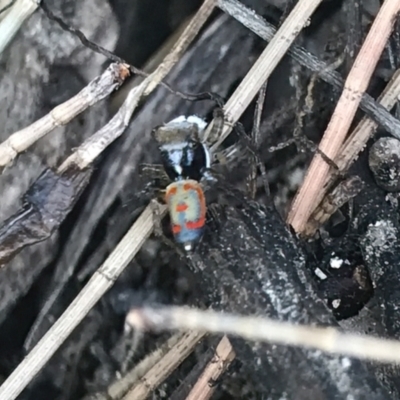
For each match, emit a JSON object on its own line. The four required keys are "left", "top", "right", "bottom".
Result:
{"left": 153, "top": 116, "right": 211, "bottom": 182}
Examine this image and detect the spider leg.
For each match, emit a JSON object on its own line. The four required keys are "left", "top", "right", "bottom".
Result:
{"left": 134, "top": 163, "right": 171, "bottom": 204}
{"left": 199, "top": 167, "right": 219, "bottom": 190}
{"left": 203, "top": 107, "right": 225, "bottom": 146}
{"left": 234, "top": 122, "right": 270, "bottom": 198}
{"left": 149, "top": 196, "right": 166, "bottom": 238}
{"left": 139, "top": 164, "right": 170, "bottom": 186}
{"left": 213, "top": 143, "right": 248, "bottom": 167}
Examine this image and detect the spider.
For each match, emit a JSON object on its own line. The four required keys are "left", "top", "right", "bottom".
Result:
{"left": 140, "top": 108, "right": 254, "bottom": 253}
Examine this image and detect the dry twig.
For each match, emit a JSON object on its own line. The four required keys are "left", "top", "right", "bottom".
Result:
{"left": 58, "top": 0, "right": 216, "bottom": 172}
{"left": 247, "top": 83, "right": 268, "bottom": 198}
{"left": 0, "top": 0, "right": 16, "bottom": 20}
{"left": 206, "top": 0, "right": 324, "bottom": 148}
{"left": 0, "top": 204, "right": 166, "bottom": 400}
{"left": 126, "top": 305, "right": 400, "bottom": 365}
{"left": 86, "top": 333, "right": 184, "bottom": 400}
{"left": 0, "top": 1, "right": 217, "bottom": 397}
{"left": 0, "top": 63, "right": 130, "bottom": 170}
{"left": 122, "top": 331, "right": 206, "bottom": 400}
{"left": 0, "top": 0, "right": 216, "bottom": 266}
{"left": 338, "top": 69, "right": 400, "bottom": 177}
{"left": 305, "top": 176, "right": 364, "bottom": 236}
{"left": 0, "top": 0, "right": 337, "bottom": 397}
{"left": 0, "top": 0, "right": 38, "bottom": 54}
{"left": 185, "top": 336, "right": 235, "bottom": 400}
{"left": 219, "top": 0, "right": 400, "bottom": 138}
{"left": 303, "top": 69, "right": 400, "bottom": 235}
{"left": 287, "top": 0, "right": 400, "bottom": 233}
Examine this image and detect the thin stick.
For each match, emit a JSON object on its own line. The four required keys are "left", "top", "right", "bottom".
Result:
{"left": 304, "top": 176, "right": 364, "bottom": 236}
{"left": 0, "top": 204, "right": 166, "bottom": 400}
{"left": 57, "top": 81, "right": 146, "bottom": 172}
{"left": 0, "top": 0, "right": 15, "bottom": 20}
{"left": 303, "top": 68, "right": 400, "bottom": 235}
{"left": 219, "top": 0, "right": 400, "bottom": 140}
{"left": 105, "top": 333, "right": 184, "bottom": 399}
{"left": 287, "top": 0, "right": 400, "bottom": 233}
{"left": 58, "top": 0, "right": 217, "bottom": 172}
{"left": 127, "top": 306, "right": 400, "bottom": 365}
{"left": 0, "top": 63, "right": 130, "bottom": 169}
{"left": 0, "top": 2, "right": 217, "bottom": 398}
{"left": 344, "top": 0, "right": 362, "bottom": 73}
{"left": 247, "top": 83, "right": 268, "bottom": 199}
{"left": 140, "top": 2, "right": 217, "bottom": 97}
{"left": 0, "top": 0, "right": 38, "bottom": 54}
{"left": 338, "top": 69, "right": 400, "bottom": 176}
{"left": 82, "top": 333, "right": 187, "bottom": 400}
{"left": 0, "top": 1, "right": 325, "bottom": 395}
{"left": 206, "top": 0, "right": 325, "bottom": 148}
{"left": 185, "top": 336, "right": 235, "bottom": 400}
{"left": 122, "top": 331, "right": 205, "bottom": 400}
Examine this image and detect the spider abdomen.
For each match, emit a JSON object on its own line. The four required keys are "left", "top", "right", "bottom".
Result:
{"left": 164, "top": 179, "right": 206, "bottom": 251}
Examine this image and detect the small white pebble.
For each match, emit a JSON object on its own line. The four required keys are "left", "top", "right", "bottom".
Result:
{"left": 332, "top": 299, "right": 341, "bottom": 309}
{"left": 341, "top": 357, "right": 351, "bottom": 368}
{"left": 330, "top": 257, "right": 344, "bottom": 269}
{"left": 314, "top": 268, "right": 327, "bottom": 280}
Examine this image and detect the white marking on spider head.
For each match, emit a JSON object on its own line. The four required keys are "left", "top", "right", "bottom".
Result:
{"left": 168, "top": 115, "right": 186, "bottom": 124}
{"left": 168, "top": 115, "right": 207, "bottom": 132}
{"left": 186, "top": 115, "right": 207, "bottom": 131}
{"left": 160, "top": 146, "right": 185, "bottom": 168}
{"left": 160, "top": 142, "right": 187, "bottom": 151}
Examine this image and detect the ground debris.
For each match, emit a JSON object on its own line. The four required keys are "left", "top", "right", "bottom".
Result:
{"left": 186, "top": 187, "right": 389, "bottom": 399}
{"left": 0, "top": 167, "right": 91, "bottom": 267}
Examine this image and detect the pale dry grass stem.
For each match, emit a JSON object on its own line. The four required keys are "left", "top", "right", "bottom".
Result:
{"left": 126, "top": 305, "right": 400, "bottom": 365}
{"left": 0, "top": 1, "right": 325, "bottom": 397}
{"left": 0, "top": 63, "right": 130, "bottom": 170}
{"left": 0, "top": 0, "right": 38, "bottom": 54}
{"left": 1, "top": 0, "right": 398, "bottom": 398}
{"left": 205, "top": 0, "right": 325, "bottom": 148}
{"left": 122, "top": 331, "right": 206, "bottom": 400}
{"left": 287, "top": 0, "right": 400, "bottom": 234}
{"left": 86, "top": 332, "right": 185, "bottom": 400}
{"left": 184, "top": 336, "right": 235, "bottom": 400}
{"left": 219, "top": 0, "right": 400, "bottom": 137}
{"left": 303, "top": 69, "right": 400, "bottom": 236}
{"left": 0, "top": 1, "right": 216, "bottom": 396}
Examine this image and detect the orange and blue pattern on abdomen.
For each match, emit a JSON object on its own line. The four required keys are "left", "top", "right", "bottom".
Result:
{"left": 165, "top": 180, "right": 206, "bottom": 244}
